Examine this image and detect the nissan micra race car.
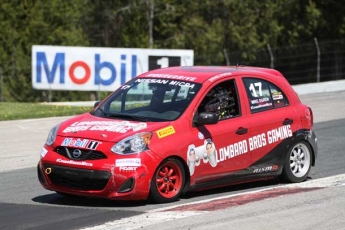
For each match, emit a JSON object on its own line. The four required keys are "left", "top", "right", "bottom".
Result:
{"left": 37, "top": 66, "right": 317, "bottom": 203}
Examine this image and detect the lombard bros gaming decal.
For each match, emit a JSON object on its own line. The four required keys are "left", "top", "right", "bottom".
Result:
{"left": 187, "top": 125, "right": 293, "bottom": 175}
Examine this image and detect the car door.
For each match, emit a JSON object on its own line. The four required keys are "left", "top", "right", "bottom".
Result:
{"left": 242, "top": 77, "right": 297, "bottom": 171}
{"left": 188, "top": 78, "right": 251, "bottom": 184}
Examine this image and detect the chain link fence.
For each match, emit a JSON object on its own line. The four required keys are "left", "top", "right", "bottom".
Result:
{"left": 0, "top": 39, "right": 344, "bottom": 102}
{"left": 224, "top": 39, "right": 345, "bottom": 85}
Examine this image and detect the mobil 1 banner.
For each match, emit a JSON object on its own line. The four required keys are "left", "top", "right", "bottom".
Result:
{"left": 148, "top": 56, "right": 182, "bottom": 70}
{"left": 32, "top": 45, "right": 194, "bottom": 92}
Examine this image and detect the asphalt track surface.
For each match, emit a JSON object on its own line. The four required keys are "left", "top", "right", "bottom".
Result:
{"left": 1, "top": 91, "right": 345, "bottom": 230}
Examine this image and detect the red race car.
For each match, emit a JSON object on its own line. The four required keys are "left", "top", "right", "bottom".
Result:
{"left": 37, "top": 66, "right": 317, "bottom": 203}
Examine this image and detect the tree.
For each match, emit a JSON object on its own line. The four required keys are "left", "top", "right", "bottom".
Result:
{"left": 0, "top": 0, "right": 90, "bottom": 102}
{"left": 0, "top": 0, "right": 343, "bottom": 101}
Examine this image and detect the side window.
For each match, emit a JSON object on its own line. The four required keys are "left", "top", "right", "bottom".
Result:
{"left": 269, "top": 83, "right": 289, "bottom": 107}
{"left": 109, "top": 92, "right": 123, "bottom": 113}
{"left": 198, "top": 79, "right": 240, "bottom": 120}
{"left": 162, "top": 86, "right": 176, "bottom": 102}
{"left": 243, "top": 78, "right": 288, "bottom": 113}
{"left": 175, "top": 86, "right": 189, "bottom": 101}
{"left": 163, "top": 85, "right": 189, "bottom": 102}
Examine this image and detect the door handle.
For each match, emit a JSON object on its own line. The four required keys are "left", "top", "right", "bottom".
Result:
{"left": 283, "top": 118, "right": 293, "bottom": 125}
{"left": 236, "top": 127, "right": 248, "bottom": 135}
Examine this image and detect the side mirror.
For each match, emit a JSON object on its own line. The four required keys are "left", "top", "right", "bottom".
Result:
{"left": 94, "top": 101, "right": 101, "bottom": 108}
{"left": 195, "top": 112, "right": 218, "bottom": 125}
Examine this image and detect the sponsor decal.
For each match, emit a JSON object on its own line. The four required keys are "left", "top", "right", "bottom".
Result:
{"left": 251, "top": 102, "right": 273, "bottom": 110}
{"left": 156, "top": 126, "right": 176, "bottom": 138}
{"left": 203, "top": 139, "right": 217, "bottom": 167}
{"left": 198, "top": 132, "right": 204, "bottom": 140}
{"left": 132, "top": 123, "right": 147, "bottom": 132}
{"left": 187, "top": 144, "right": 198, "bottom": 175}
{"left": 209, "top": 72, "right": 232, "bottom": 82}
{"left": 145, "top": 73, "right": 197, "bottom": 82}
{"left": 135, "top": 78, "right": 195, "bottom": 89}
{"left": 119, "top": 166, "right": 138, "bottom": 172}
{"left": 272, "top": 92, "right": 283, "bottom": 100}
{"left": 116, "top": 158, "right": 141, "bottom": 167}
{"left": 40, "top": 148, "right": 48, "bottom": 158}
{"left": 248, "top": 133, "right": 266, "bottom": 151}
{"left": 250, "top": 97, "right": 273, "bottom": 110}
{"left": 218, "top": 140, "right": 248, "bottom": 162}
{"left": 62, "top": 121, "right": 147, "bottom": 134}
{"left": 253, "top": 165, "right": 278, "bottom": 173}
{"left": 169, "top": 81, "right": 195, "bottom": 88}
{"left": 61, "top": 138, "right": 101, "bottom": 150}
{"left": 56, "top": 158, "right": 93, "bottom": 167}
{"left": 187, "top": 125, "right": 293, "bottom": 175}
{"left": 135, "top": 78, "right": 170, "bottom": 84}
{"left": 250, "top": 97, "right": 270, "bottom": 105}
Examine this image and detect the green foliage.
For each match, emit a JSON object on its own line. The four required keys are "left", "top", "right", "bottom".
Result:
{"left": 0, "top": 0, "right": 342, "bottom": 102}
{"left": 0, "top": 0, "right": 89, "bottom": 102}
{"left": 314, "top": 0, "right": 345, "bottom": 39}
{"left": 0, "top": 102, "right": 93, "bottom": 121}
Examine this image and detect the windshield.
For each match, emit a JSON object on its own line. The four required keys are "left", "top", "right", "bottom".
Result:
{"left": 93, "top": 78, "right": 202, "bottom": 122}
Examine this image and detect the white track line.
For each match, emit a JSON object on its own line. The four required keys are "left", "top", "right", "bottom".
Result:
{"left": 80, "top": 173, "right": 345, "bottom": 230}
{"left": 150, "top": 173, "right": 345, "bottom": 213}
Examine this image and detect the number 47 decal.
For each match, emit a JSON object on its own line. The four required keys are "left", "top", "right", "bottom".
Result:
{"left": 249, "top": 82, "right": 262, "bottom": 97}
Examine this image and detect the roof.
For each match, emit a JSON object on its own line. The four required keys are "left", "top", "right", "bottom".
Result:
{"left": 138, "top": 66, "right": 283, "bottom": 84}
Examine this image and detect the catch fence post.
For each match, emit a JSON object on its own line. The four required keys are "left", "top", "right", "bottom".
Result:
{"left": 314, "top": 37, "right": 321, "bottom": 82}
{"left": 223, "top": 49, "right": 230, "bottom": 66}
{"left": 267, "top": 43, "right": 274, "bottom": 69}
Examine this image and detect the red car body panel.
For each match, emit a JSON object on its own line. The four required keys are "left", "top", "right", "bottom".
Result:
{"left": 37, "top": 66, "right": 317, "bottom": 201}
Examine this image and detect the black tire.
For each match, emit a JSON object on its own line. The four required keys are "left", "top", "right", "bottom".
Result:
{"left": 281, "top": 141, "right": 312, "bottom": 183}
{"left": 149, "top": 158, "right": 185, "bottom": 203}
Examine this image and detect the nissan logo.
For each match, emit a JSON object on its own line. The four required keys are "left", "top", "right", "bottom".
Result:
{"left": 72, "top": 149, "right": 82, "bottom": 158}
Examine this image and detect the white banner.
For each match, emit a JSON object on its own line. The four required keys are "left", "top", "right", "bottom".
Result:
{"left": 32, "top": 45, "right": 194, "bottom": 91}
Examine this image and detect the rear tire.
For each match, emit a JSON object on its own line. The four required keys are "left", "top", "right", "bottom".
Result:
{"left": 150, "top": 158, "right": 185, "bottom": 203}
{"left": 281, "top": 141, "right": 312, "bottom": 183}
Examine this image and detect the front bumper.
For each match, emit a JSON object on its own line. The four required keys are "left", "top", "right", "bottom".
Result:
{"left": 37, "top": 146, "right": 161, "bottom": 201}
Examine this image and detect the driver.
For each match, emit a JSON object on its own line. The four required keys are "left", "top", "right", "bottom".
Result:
{"left": 200, "top": 85, "right": 234, "bottom": 119}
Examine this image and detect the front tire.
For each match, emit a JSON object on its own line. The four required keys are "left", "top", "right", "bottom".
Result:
{"left": 281, "top": 141, "right": 312, "bottom": 183}
{"left": 150, "top": 158, "right": 185, "bottom": 203}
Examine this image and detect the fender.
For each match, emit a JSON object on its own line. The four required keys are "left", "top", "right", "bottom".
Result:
{"left": 293, "top": 129, "right": 317, "bottom": 166}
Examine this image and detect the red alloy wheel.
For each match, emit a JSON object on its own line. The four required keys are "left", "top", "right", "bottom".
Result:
{"left": 155, "top": 160, "right": 184, "bottom": 199}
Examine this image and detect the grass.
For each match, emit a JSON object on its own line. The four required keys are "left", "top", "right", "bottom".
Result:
{"left": 0, "top": 102, "right": 94, "bottom": 121}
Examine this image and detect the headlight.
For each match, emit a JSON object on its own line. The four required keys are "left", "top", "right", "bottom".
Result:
{"left": 46, "top": 124, "right": 60, "bottom": 145}
{"left": 111, "top": 132, "right": 152, "bottom": 155}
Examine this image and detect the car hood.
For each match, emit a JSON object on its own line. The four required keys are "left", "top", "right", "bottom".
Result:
{"left": 57, "top": 113, "right": 170, "bottom": 142}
